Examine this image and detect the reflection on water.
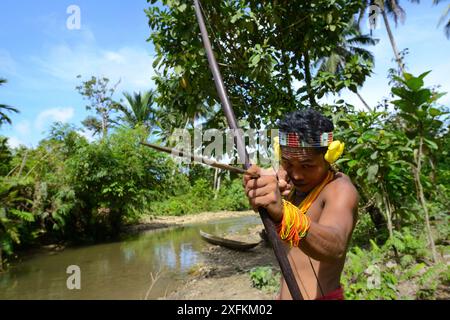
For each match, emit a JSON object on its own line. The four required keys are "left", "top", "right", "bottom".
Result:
{"left": 0, "top": 215, "right": 260, "bottom": 300}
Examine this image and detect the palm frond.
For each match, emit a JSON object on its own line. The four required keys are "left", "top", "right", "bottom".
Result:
{"left": 350, "top": 47, "right": 375, "bottom": 63}
{"left": 437, "top": 4, "right": 450, "bottom": 39}
{"left": 348, "top": 35, "right": 379, "bottom": 46}
{"left": 385, "top": 0, "right": 406, "bottom": 25}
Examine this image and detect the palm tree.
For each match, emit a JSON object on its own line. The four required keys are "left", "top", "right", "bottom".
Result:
{"left": 0, "top": 79, "right": 19, "bottom": 127}
{"left": 358, "top": 0, "right": 406, "bottom": 74}
{"left": 315, "top": 21, "right": 379, "bottom": 111}
{"left": 433, "top": 0, "right": 450, "bottom": 39}
{"left": 115, "top": 90, "right": 157, "bottom": 131}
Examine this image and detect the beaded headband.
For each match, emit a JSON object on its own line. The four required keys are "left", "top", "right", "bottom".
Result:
{"left": 279, "top": 131, "right": 333, "bottom": 148}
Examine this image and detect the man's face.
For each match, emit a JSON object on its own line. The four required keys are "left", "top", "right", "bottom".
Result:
{"left": 280, "top": 147, "right": 329, "bottom": 193}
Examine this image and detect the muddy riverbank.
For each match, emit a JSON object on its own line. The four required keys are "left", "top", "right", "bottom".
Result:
{"left": 162, "top": 224, "right": 280, "bottom": 300}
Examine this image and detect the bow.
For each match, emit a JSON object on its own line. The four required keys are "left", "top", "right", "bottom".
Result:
{"left": 192, "top": 0, "right": 303, "bottom": 300}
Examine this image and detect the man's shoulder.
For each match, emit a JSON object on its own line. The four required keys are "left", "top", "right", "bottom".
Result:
{"left": 323, "top": 172, "right": 359, "bottom": 203}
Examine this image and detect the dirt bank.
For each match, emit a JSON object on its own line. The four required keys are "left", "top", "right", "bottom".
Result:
{"left": 164, "top": 224, "right": 280, "bottom": 300}
{"left": 123, "top": 210, "right": 256, "bottom": 234}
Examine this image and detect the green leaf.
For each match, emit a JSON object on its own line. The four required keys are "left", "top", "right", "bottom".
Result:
{"left": 152, "top": 55, "right": 162, "bottom": 69}
{"left": 414, "top": 89, "right": 432, "bottom": 106}
{"left": 405, "top": 77, "right": 423, "bottom": 91}
{"left": 428, "top": 108, "right": 442, "bottom": 117}
{"left": 403, "top": 72, "right": 413, "bottom": 81}
{"left": 250, "top": 54, "right": 261, "bottom": 66}
{"left": 347, "top": 160, "right": 358, "bottom": 168}
{"left": 357, "top": 167, "right": 365, "bottom": 177}
{"left": 423, "top": 138, "right": 438, "bottom": 150}
{"left": 367, "top": 164, "right": 379, "bottom": 182}
{"left": 174, "top": 65, "right": 183, "bottom": 75}
{"left": 178, "top": 4, "right": 187, "bottom": 12}
{"left": 327, "top": 13, "right": 333, "bottom": 24}
{"left": 231, "top": 11, "right": 243, "bottom": 24}
{"left": 10, "top": 209, "right": 34, "bottom": 222}
{"left": 391, "top": 87, "right": 410, "bottom": 100}
{"left": 417, "top": 70, "right": 431, "bottom": 81}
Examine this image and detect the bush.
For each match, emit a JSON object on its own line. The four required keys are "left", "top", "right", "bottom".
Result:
{"left": 147, "top": 178, "right": 250, "bottom": 216}
{"left": 0, "top": 177, "right": 36, "bottom": 265}
{"left": 249, "top": 266, "right": 280, "bottom": 293}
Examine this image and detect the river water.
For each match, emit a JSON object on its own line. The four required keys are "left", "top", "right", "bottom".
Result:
{"left": 0, "top": 215, "right": 260, "bottom": 300}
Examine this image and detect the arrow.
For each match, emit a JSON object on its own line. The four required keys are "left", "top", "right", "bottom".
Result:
{"left": 139, "top": 141, "right": 260, "bottom": 178}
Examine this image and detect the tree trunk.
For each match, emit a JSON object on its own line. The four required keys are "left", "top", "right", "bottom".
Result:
{"left": 303, "top": 52, "right": 317, "bottom": 107}
{"left": 213, "top": 168, "right": 221, "bottom": 200}
{"left": 102, "top": 112, "right": 108, "bottom": 139}
{"left": 381, "top": 184, "right": 400, "bottom": 260}
{"left": 216, "top": 172, "right": 221, "bottom": 193}
{"left": 413, "top": 137, "right": 439, "bottom": 263}
{"left": 282, "top": 50, "right": 295, "bottom": 106}
{"left": 381, "top": 9, "right": 405, "bottom": 74}
{"left": 18, "top": 150, "right": 28, "bottom": 177}
{"left": 381, "top": 184, "right": 394, "bottom": 241}
{"left": 213, "top": 168, "right": 218, "bottom": 200}
{"left": 355, "top": 90, "right": 373, "bottom": 112}
{"left": 429, "top": 157, "right": 437, "bottom": 185}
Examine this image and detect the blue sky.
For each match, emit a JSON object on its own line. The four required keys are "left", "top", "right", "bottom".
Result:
{"left": 0, "top": 0, "right": 449, "bottom": 148}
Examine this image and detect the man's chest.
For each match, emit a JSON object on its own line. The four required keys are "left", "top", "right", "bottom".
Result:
{"left": 291, "top": 191, "right": 326, "bottom": 222}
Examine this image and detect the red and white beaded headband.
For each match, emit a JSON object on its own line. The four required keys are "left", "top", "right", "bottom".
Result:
{"left": 279, "top": 131, "right": 333, "bottom": 148}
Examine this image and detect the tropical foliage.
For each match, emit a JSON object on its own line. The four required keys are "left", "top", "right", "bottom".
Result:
{"left": 0, "top": 0, "right": 448, "bottom": 299}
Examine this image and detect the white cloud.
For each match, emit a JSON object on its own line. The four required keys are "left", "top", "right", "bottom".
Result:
{"left": 35, "top": 107, "right": 75, "bottom": 131}
{"left": 15, "top": 120, "right": 31, "bottom": 136}
{"left": 77, "top": 129, "right": 95, "bottom": 142}
{"left": 32, "top": 42, "right": 155, "bottom": 93}
{"left": 7, "top": 136, "right": 26, "bottom": 149}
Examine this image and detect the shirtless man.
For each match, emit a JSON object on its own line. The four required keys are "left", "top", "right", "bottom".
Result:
{"left": 243, "top": 109, "right": 358, "bottom": 300}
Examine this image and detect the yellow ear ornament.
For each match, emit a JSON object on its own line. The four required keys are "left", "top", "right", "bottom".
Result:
{"left": 324, "top": 140, "right": 345, "bottom": 164}
{"left": 273, "top": 136, "right": 281, "bottom": 161}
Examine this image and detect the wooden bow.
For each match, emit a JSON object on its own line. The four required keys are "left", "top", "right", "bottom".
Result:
{"left": 193, "top": 0, "right": 303, "bottom": 300}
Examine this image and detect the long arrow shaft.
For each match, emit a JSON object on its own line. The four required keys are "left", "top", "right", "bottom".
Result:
{"left": 139, "top": 141, "right": 259, "bottom": 178}
{"left": 193, "top": 0, "right": 303, "bottom": 300}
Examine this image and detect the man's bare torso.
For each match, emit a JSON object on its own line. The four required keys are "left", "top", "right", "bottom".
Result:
{"left": 279, "top": 172, "right": 357, "bottom": 300}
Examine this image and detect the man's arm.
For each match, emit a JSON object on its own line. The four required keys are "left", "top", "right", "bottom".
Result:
{"left": 300, "top": 181, "right": 358, "bottom": 262}
{"left": 243, "top": 165, "right": 358, "bottom": 262}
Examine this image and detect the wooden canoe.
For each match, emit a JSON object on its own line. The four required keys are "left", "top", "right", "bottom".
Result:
{"left": 199, "top": 230, "right": 261, "bottom": 251}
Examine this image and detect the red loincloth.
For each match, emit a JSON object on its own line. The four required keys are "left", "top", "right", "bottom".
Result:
{"left": 316, "top": 287, "right": 345, "bottom": 300}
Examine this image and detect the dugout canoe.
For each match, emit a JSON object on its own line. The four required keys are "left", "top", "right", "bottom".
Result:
{"left": 199, "top": 230, "right": 261, "bottom": 251}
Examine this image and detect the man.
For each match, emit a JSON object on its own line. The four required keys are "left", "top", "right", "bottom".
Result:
{"left": 243, "top": 109, "right": 358, "bottom": 300}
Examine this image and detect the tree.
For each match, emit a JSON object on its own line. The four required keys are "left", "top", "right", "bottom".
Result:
{"left": 115, "top": 90, "right": 157, "bottom": 132}
{"left": 0, "top": 79, "right": 19, "bottom": 127}
{"left": 146, "top": 0, "right": 365, "bottom": 128}
{"left": 390, "top": 71, "right": 448, "bottom": 263}
{"left": 358, "top": 0, "right": 406, "bottom": 74}
{"left": 433, "top": 0, "right": 450, "bottom": 39}
{"left": 76, "top": 76, "right": 121, "bottom": 139}
{"left": 336, "top": 109, "right": 413, "bottom": 243}
{"left": 0, "top": 137, "right": 12, "bottom": 176}
{"left": 408, "top": 1, "right": 450, "bottom": 39}
{"left": 0, "top": 177, "right": 34, "bottom": 270}
{"left": 314, "top": 20, "right": 378, "bottom": 111}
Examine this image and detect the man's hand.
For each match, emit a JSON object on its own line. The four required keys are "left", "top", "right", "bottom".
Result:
{"left": 277, "top": 166, "right": 293, "bottom": 197}
{"left": 243, "top": 165, "right": 283, "bottom": 222}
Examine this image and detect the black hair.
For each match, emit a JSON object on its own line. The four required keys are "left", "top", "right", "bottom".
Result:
{"left": 277, "top": 108, "right": 334, "bottom": 154}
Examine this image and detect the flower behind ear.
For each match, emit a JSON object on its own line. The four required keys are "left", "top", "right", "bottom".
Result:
{"left": 324, "top": 141, "right": 344, "bottom": 164}
{"left": 273, "top": 136, "right": 281, "bottom": 161}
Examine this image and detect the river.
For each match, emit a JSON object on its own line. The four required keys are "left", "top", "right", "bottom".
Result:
{"left": 0, "top": 215, "right": 260, "bottom": 300}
